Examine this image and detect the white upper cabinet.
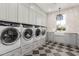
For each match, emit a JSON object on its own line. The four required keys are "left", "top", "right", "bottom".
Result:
{"left": 36, "top": 12, "right": 42, "bottom": 25}
{"left": 40, "top": 12, "right": 47, "bottom": 26}
{"left": 0, "top": 3, "right": 18, "bottom": 22}
{"left": 42, "top": 15, "right": 47, "bottom": 26}
{"left": 6, "top": 3, "right": 18, "bottom": 22}
{"left": 29, "top": 9, "right": 36, "bottom": 24}
{"left": 18, "top": 4, "right": 29, "bottom": 24}
{"left": 0, "top": 3, "right": 47, "bottom": 26}
{"left": 0, "top": 4, "right": 7, "bottom": 20}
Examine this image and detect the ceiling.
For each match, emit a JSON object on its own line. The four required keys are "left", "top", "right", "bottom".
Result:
{"left": 36, "top": 3, "right": 79, "bottom": 13}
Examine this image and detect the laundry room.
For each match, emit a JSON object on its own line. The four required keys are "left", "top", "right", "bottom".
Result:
{"left": 0, "top": 0, "right": 79, "bottom": 57}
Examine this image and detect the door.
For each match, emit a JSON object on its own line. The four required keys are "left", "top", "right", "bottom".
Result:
{"left": 1, "top": 28, "right": 20, "bottom": 45}
{"left": 23, "top": 29, "right": 33, "bottom": 41}
{"left": 36, "top": 12, "right": 42, "bottom": 25}
{"left": 42, "top": 29, "right": 46, "bottom": 36}
{"left": 6, "top": 3, "right": 18, "bottom": 22}
{"left": 18, "top": 4, "right": 29, "bottom": 24}
{"left": 35, "top": 28, "right": 41, "bottom": 37}
{"left": 0, "top": 3, "right": 7, "bottom": 20}
{"left": 29, "top": 9, "right": 36, "bottom": 24}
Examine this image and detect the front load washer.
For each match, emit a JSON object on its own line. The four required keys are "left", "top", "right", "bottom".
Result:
{"left": 21, "top": 24, "right": 34, "bottom": 55}
{"left": 41, "top": 26, "right": 47, "bottom": 45}
{"left": 33, "top": 25, "right": 42, "bottom": 49}
{"left": 34, "top": 25, "right": 41, "bottom": 41}
{"left": 0, "top": 21, "right": 21, "bottom": 56}
{"left": 41, "top": 26, "right": 46, "bottom": 40}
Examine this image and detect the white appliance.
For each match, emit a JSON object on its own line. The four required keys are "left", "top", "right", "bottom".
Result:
{"left": 34, "top": 26, "right": 41, "bottom": 41}
{"left": 41, "top": 26, "right": 47, "bottom": 45}
{"left": 0, "top": 21, "right": 21, "bottom": 56}
{"left": 20, "top": 24, "right": 34, "bottom": 55}
{"left": 33, "top": 25, "right": 42, "bottom": 49}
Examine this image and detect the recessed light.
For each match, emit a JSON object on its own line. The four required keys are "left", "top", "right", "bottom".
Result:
{"left": 30, "top": 6, "right": 34, "bottom": 9}
{"left": 48, "top": 8, "right": 52, "bottom": 12}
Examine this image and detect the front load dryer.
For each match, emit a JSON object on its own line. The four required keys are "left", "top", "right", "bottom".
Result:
{"left": 21, "top": 24, "right": 34, "bottom": 55}
{"left": 0, "top": 21, "right": 21, "bottom": 56}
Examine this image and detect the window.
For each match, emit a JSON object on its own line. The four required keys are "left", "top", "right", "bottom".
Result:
{"left": 56, "top": 14, "right": 66, "bottom": 32}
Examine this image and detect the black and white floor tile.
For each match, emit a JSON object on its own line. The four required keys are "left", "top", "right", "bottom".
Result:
{"left": 24, "top": 41, "right": 79, "bottom": 56}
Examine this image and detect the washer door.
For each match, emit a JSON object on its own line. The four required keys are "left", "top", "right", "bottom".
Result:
{"left": 42, "top": 29, "right": 46, "bottom": 36}
{"left": 1, "top": 28, "right": 20, "bottom": 45}
{"left": 23, "top": 29, "right": 33, "bottom": 40}
{"left": 35, "top": 29, "right": 41, "bottom": 37}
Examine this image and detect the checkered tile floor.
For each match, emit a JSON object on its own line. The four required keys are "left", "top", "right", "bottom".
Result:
{"left": 24, "top": 41, "right": 79, "bottom": 56}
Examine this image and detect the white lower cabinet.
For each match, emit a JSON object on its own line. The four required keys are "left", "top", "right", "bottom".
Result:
{"left": 2, "top": 48, "right": 21, "bottom": 56}
{"left": 54, "top": 33, "right": 77, "bottom": 47}
{"left": 54, "top": 34, "right": 65, "bottom": 44}
{"left": 65, "top": 33, "right": 77, "bottom": 47}
{"left": 64, "top": 34, "right": 70, "bottom": 45}
{"left": 77, "top": 34, "right": 79, "bottom": 48}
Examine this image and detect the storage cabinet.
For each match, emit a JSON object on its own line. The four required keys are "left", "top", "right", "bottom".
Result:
{"left": 6, "top": 3, "right": 18, "bottom": 22}
{"left": 77, "top": 34, "right": 79, "bottom": 48}
{"left": 54, "top": 33, "right": 77, "bottom": 47}
{"left": 0, "top": 4, "right": 7, "bottom": 20}
{"left": 0, "top": 3, "right": 18, "bottom": 22}
{"left": 36, "top": 12, "right": 42, "bottom": 25}
{"left": 29, "top": 9, "right": 36, "bottom": 24}
{"left": 54, "top": 34, "right": 65, "bottom": 44}
{"left": 18, "top": 4, "right": 29, "bottom": 24}
{"left": 0, "top": 3, "right": 46, "bottom": 26}
{"left": 65, "top": 33, "right": 77, "bottom": 47}
{"left": 41, "top": 14, "right": 47, "bottom": 26}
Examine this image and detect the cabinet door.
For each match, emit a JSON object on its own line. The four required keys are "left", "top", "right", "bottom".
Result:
{"left": 41, "top": 15, "right": 47, "bottom": 26}
{"left": 68, "top": 33, "right": 76, "bottom": 47}
{"left": 29, "top": 9, "right": 36, "bottom": 24}
{"left": 44, "top": 15, "right": 47, "bottom": 26}
{"left": 38, "top": 14, "right": 42, "bottom": 25}
{"left": 35, "top": 12, "right": 42, "bottom": 25}
{"left": 54, "top": 35, "right": 65, "bottom": 44}
{"left": 6, "top": 3, "right": 18, "bottom": 22}
{"left": 64, "top": 33, "right": 77, "bottom": 47}
{"left": 0, "top": 3, "right": 7, "bottom": 20}
{"left": 18, "top": 4, "right": 29, "bottom": 24}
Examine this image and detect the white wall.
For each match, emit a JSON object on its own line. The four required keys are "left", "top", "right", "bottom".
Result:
{"left": 47, "top": 6, "right": 79, "bottom": 33}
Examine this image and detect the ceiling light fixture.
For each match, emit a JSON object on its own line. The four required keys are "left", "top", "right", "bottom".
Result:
{"left": 56, "top": 8, "right": 63, "bottom": 20}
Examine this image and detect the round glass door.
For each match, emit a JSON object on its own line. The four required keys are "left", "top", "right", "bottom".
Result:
{"left": 1, "top": 28, "right": 19, "bottom": 45}
{"left": 42, "top": 29, "right": 46, "bottom": 35}
{"left": 23, "top": 29, "right": 33, "bottom": 40}
{"left": 35, "top": 29, "right": 41, "bottom": 37}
